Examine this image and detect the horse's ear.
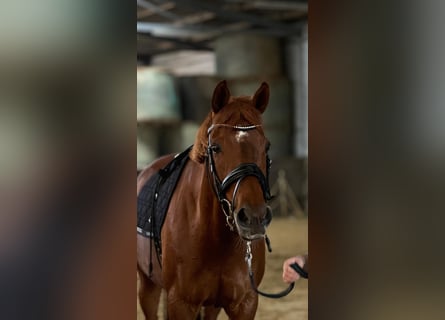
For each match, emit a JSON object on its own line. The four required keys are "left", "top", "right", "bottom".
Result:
{"left": 252, "top": 82, "right": 270, "bottom": 113}
{"left": 212, "top": 80, "right": 230, "bottom": 113}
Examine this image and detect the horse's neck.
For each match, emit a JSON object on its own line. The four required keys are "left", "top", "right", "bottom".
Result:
{"left": 188, "top": 160, "right": 234, "bottom": 240}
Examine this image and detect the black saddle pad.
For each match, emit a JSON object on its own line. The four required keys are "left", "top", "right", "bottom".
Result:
{"left": 137, "top": 146, "right": 192, "bottom": 241}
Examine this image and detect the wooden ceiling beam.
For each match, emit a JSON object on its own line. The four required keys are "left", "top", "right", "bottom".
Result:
{"left": 137, "top": 0, "right": 179, "bottom": 20}
{"left": 170, "top": 0, "right": 300, "bottom": 32}
{"left": 244, "top": 1, "right": 307, "bottom": 12}
{"left": 137, "top": 2, "right": 176, "bottom": 19}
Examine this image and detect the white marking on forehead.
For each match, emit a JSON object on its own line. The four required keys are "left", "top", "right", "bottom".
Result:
{"left": 235, "top": 130, "right": 249, "bottom": 142}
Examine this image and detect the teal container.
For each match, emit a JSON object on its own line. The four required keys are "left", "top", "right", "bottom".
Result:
{"left": 137, "top": 67, "right": 181, "bottom": 122}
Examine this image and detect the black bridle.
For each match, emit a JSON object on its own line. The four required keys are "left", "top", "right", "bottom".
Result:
{"left": 206, "top": 123, "right": 308, "bottom": 299}
{"left": 206, "top": 124, "right": 272, "bottom": 230}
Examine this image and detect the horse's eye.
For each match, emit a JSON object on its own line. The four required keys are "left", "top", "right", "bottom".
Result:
{"left": 210, "top": 144, "right": 221, "bottom": 153}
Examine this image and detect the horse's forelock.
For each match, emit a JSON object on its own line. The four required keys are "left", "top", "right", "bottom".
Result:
{"left": 217, "top": 98, "right": 263, "bottom": 126}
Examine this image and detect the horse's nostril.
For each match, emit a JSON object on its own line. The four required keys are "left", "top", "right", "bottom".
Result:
{"left": 237, "top": 208, "right": 249, "bottom": 225}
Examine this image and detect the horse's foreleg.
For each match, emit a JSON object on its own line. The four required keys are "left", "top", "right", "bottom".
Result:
{"left": 224, "top": 294, "right": 258, "bottom": 320}
{"left": 166, "top": 291, "right": 200, "bottom": 320}
{"left": 202, "top": 306, "right": 222, "bottom": 320}
{"left": 138, "top": 266, "right": 162, "bottom": 320}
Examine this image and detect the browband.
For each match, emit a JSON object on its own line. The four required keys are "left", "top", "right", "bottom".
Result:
{"left": 207, "top": 124, "right": 262, "bottom": 135}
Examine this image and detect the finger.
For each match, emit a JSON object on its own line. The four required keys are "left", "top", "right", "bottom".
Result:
{"left": 283, "top": 273, "right": 299, "bottom": 284}
{"left": 286, "top": 265, "right": 299, "bottom": 275}
{"left": 292, "top": 257, "right": 305, "bottom": 268}
{"left": 285, "top": 256, "right": 305, "bottom": 268}
{"left": 283, "top": 270, "right": 292, "bottom": 283}
{"left": 283, "top": 269, "right": 300, "bottom": 282}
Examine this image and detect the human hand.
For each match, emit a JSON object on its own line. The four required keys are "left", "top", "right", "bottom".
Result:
{"left": 282, "top": 255, "right": 307, "bottom": 284}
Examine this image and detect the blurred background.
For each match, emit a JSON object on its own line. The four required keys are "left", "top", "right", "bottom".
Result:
{"left": 136, "top": 1, "right": 308, "bottom": 319}
{"left": 137, "top": 0, "right": 308, "bottom": 217}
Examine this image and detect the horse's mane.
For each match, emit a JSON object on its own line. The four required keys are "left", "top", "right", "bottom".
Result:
{"left": 190, "top": 96, "right": 264, "bottom": 163}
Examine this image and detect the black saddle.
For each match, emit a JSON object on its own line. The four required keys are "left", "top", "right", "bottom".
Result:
{"left": 137, "top": 146, "right": 192, "bottom": 258}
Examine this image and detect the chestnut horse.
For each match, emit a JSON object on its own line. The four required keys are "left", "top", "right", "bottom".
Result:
{"left": 137, "top": 81, "right": 273, "bottom": 319}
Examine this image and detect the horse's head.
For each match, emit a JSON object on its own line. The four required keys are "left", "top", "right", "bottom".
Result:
{"left": 191, "top": 80, "right": 273, "bottom": 241}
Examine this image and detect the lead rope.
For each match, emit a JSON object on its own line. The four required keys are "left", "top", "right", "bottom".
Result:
{"left": 245, "top": 241, "right": 308, "bottom": 299}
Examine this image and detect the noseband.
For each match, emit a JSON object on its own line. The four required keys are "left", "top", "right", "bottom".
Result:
{"left": 206, "top": 124, "right": 272, "bottom": 230}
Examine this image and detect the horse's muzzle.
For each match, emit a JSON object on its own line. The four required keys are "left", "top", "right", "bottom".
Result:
{"left": 235, "top": 205, "right": 272, "bottom": 240}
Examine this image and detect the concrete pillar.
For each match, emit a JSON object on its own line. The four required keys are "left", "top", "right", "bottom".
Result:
{"left": 286, "top": 24, "right": 308, "bottom": 158}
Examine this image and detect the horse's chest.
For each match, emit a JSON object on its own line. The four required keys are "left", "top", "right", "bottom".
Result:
{"left": 193, "top": 267, "right": 251, "bottom": 306}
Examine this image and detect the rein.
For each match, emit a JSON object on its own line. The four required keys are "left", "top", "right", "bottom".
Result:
{"left": 206, "top": 123, "right": 308, "bottom": 299}
{"left": 246, "top": 241, "right": 308, "bottom": 299}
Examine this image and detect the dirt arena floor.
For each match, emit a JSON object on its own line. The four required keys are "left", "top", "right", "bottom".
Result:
{"left": 137, "top": 217, "right": 308, "bottom": 320}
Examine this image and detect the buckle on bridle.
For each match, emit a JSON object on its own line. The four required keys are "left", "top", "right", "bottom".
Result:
{"left": 220, "top": 199, "right": 235, "bottom": 231}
